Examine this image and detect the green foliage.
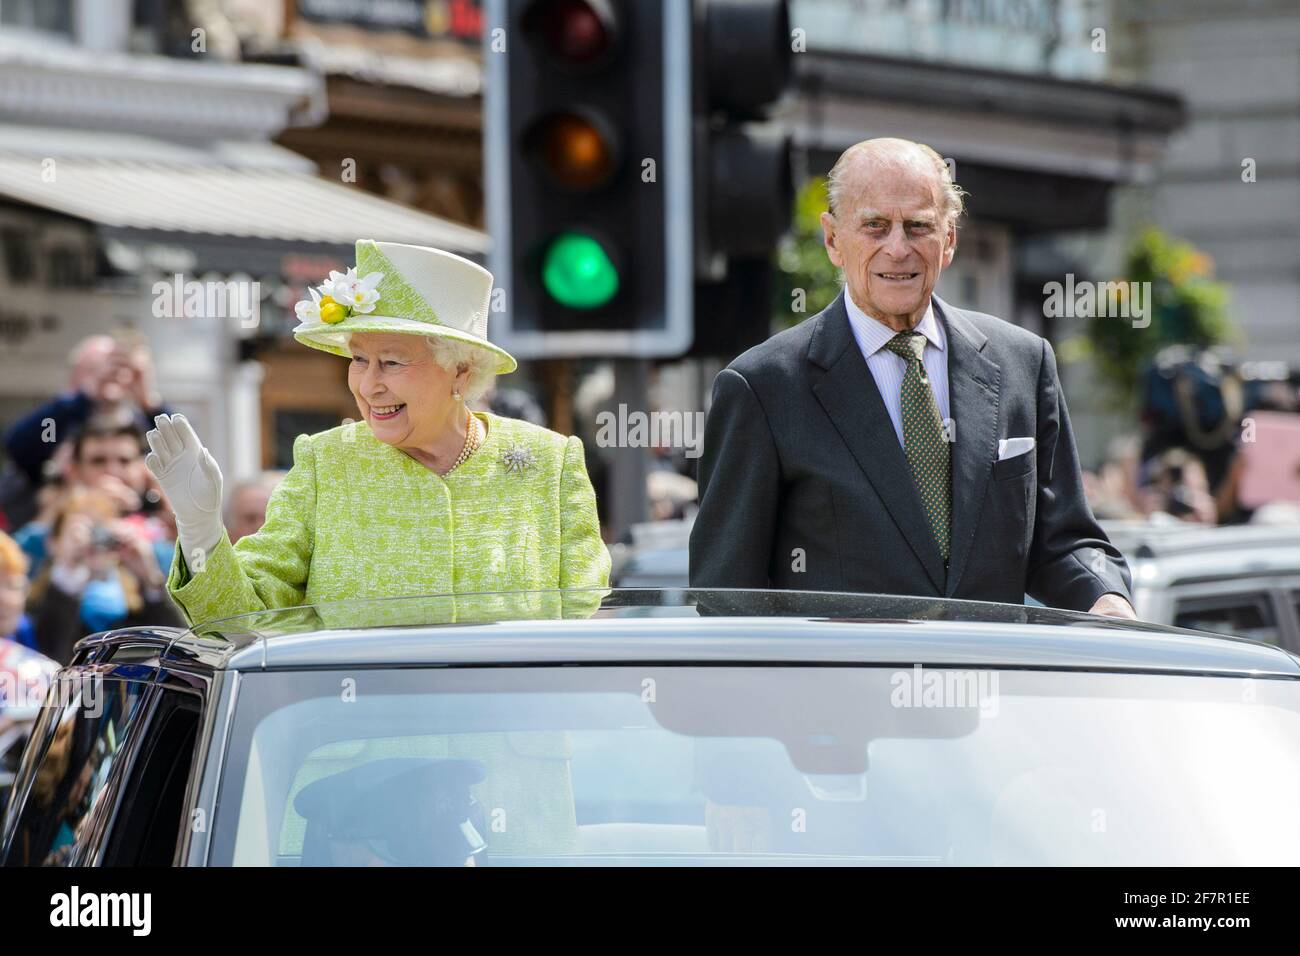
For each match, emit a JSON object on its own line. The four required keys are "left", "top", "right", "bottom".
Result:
{"left": 1065, "top": 226, "right": 1235, "bottom": 409}
{"left": 772, "top": 177, "right": 843, "bottom": 328}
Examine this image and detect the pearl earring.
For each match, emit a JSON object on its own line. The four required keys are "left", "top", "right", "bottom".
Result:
{"left": 452, "top": 389, "right": 462, "bottom": 401}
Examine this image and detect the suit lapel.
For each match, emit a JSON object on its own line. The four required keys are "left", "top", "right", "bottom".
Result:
{"left": 808, "top": 291, "right": 946, "bottom": 592}
{"left": 934, "top": 296, "right": 1001, "bottom": 597}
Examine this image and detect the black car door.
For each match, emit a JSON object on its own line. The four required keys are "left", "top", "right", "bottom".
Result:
{"left": 97, "top": 687, "right": 203, "bottom": 866}
{"left": 1, "top": 673, "right": 204, "bottom": 867}
{"left": 0, "top": 675, "right": 153, "bottom": 865}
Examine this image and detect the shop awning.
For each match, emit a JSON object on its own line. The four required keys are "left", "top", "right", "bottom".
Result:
{"left": 0, "top": 124, "right": 487, "bottom": 253}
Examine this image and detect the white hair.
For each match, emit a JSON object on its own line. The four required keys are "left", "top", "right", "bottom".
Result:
{"left": 424, "top": 336, "right": 497, "bottom": 404}
{"left": 826, "top": 137, "right": 968, "bottom": 228}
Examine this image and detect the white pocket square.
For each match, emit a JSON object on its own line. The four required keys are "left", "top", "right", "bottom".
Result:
{"left": 998, "top": 437, "right": 1036, "bottom": 460}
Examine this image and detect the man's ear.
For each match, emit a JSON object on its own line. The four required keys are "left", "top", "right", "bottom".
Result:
{"left": 942, "top": 220, "right": 957, "bottom": 268}
{"left": 820, "top": 211, "right": 843, "bottom": 268}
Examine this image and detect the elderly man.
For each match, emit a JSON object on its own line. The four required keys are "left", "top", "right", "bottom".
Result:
{"left": 690, "top": 137, "right": 1135, "bottom": 617}
{"left": 224, "top": 472, "right": 285, "bottom": 544}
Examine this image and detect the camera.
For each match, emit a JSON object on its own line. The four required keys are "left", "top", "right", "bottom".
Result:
{"left": 89, "top": 526, "right": 125, "bottom": 552}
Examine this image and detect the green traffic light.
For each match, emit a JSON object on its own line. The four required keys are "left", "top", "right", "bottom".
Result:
{"left": 541, "top": 232, "right": 619, "bottom": 309}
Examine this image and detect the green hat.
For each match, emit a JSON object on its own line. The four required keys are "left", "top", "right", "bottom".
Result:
{"left": 291, "top": 239, "right": 517, "bottom": 374}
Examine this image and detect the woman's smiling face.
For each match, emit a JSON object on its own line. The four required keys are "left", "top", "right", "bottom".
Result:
{"left": 347, "top": 332, "right": 467, "bottom": 449}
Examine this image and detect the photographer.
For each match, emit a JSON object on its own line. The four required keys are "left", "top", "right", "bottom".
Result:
{"left": 2, "top": 333, "right": 171, "bottom": 531}
{"left": 12, "top": 413, "right": 175, "bottom": 582}
{"left": 26, "top": 488, "right": 183, "bottom": 664}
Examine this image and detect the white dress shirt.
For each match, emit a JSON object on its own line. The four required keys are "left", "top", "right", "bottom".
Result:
{"left": 843, "top": 289, "right": 951, "bottom": 449}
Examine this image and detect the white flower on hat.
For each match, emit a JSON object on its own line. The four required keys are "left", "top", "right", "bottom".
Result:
{"left": 294, "top": 268, "right": 385, "bottom": 326}
{"left": 324, "top": 268, "right": 384, "bottom": 315}
{"left": 294, "top": 287, "right": 322, "bottom": 322}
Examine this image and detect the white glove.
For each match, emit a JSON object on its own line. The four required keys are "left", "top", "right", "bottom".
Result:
{"left": 144, "top": 413, "right": 224, "bottom": 565}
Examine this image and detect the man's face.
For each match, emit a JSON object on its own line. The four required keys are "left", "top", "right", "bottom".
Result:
{"left": 820, "top": 155, "right": 956, "bottom": 329}
{"left": 227, "top": 485, "right": 272, "bottom": 543}
{"left": 75, "top": 435, "right": 143, "bottom": 488}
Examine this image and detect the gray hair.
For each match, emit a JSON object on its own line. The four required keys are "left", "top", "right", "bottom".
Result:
{"left": 424, "top": 336, "right": 497, "bottom": 404}
{"left": 826, "top": 138, "right": 967, "bottom": 227}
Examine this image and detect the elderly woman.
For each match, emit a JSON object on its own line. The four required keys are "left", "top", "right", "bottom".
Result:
{"left": 147, "top": 242, "right": 609, "bottom": 861}
{"left": 146, "top": 240, "right": 610, "bottom": 627}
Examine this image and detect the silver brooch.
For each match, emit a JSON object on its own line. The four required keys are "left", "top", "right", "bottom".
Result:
{"left": 501, "top": 445, "right": 535, "bottom": 473}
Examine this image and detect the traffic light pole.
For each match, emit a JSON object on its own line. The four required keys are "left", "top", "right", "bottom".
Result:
{"left": 608, "top": 356, "right": 649, "bottom": 542}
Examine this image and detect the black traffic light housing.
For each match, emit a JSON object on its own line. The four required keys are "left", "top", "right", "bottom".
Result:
{"left": 689, "top": 0, "right": 793, "bottom": 359}
{"left": 486, "top": 0, "right": 693, "bottom": 359}
{"left": 485, "top": 0, "right": 792, "bottom": 360}
{"left": 692, "top": 0, "right": 792, "bottom": 276}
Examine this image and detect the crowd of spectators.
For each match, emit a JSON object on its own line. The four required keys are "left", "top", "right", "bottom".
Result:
{"left": 0, "top": 335, "right": 281, "bottom": 665}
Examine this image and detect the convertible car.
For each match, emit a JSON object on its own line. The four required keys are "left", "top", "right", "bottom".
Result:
{"left": 3, "top": 588, "right": 1299, "bottom": 866}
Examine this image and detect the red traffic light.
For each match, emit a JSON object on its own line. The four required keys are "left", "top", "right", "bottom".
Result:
{"left": 522, "top": 0, "right": 617, "bottom": 69}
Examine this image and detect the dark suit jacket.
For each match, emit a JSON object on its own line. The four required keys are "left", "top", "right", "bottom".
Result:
{"left": 688, "top": 292, "right": 1132, "bottom": 611}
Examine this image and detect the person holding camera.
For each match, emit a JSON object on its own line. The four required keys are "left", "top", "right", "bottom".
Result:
{"left": 2, "top": 332, "right": 171, "bottom": 531}
{"left": 25, "top": 487, "right": 183, "bottom": 664}
{"left": 12, "top": 413, "right": 175, "bottom": 584}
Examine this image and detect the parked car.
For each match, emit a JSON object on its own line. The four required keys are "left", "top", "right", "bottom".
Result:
{"left": 613, "top": 518, "right": 1300, "bottom": 649}
{"left": 3, "top": 588, "right": 1299, "bottom": 866}
{"left": 609, "top": 517, "right": 694, "bottom": 588}
{"left": 1101, "top": 520, "right": 1300, "bottom": 650}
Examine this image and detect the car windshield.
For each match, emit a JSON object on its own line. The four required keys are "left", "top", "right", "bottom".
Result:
{"left": 211, "top": 665, "right": 1300, "bottom": 866}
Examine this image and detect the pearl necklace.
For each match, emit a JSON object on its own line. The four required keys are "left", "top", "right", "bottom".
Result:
{"left": 444, "top": 409, "right": 482, "bottom": 475}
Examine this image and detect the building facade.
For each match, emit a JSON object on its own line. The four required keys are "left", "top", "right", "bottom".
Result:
{"left": 0, "top": 0, "right": 486, "bottom": 479}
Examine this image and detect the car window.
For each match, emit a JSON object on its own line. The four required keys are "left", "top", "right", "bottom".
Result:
{"left": 1173, "top": 593, "right": 1279, "bottom": 644}
{"left": 102, "top": 690, "right": 202, "bottom": 866}
{"left": 1, "top": 679, "right": 150, "bottom": 866}
{"left": 211, "top": 666, "right": 1300, "bottom": 866}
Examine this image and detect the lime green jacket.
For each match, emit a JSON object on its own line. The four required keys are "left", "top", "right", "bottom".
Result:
{"left": 166, "top": 411, "right": 608, "bottom": 859}
{"left": 166, "top": 411, "right": 611, "bottom": 628}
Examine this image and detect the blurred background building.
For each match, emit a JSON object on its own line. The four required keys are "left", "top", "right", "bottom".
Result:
{"left": 0, "top": 0, "right": 486, "bottom": 478}
{"left": 1110, "top": 0, "right": 1299, "bottom": 363}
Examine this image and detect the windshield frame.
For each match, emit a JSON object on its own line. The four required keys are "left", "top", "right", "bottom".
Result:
{"left": 203, "top": 662, "right": 1300, "bottom": 868}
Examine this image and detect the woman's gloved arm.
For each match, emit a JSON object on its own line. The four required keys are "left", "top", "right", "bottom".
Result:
{"left": 146, "top": 416, "right": 316, "bottom": 627}
{"left": 144, "top": 414, "right": 223, "bottom": 561}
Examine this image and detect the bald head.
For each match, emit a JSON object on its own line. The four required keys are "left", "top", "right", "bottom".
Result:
{"left": 826, "top": 138, "right": 965, "bottom": 226}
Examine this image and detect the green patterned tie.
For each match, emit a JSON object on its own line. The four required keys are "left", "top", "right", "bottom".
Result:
{"left": 884, "top": 331, "right": 951, "bottom": 564}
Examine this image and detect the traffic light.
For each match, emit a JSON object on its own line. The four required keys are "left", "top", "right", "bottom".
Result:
{"left": 486, "top": 0, "right": 693, "bottom": 358}
{"left": 484, "top": 0, "right": 792, "bottom": 359}
{"left": 689, "top": 0, "right": 793, "bottom": 357}
{"left": 692, "top": 0, "right": 792, "bottom": 276}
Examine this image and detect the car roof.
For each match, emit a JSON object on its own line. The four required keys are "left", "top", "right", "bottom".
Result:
{"left": 1103, "top": 521, "right": 1300, "bottom": 587}
{"left": 75, "top": 588, "right": 1300, "bottom": 678}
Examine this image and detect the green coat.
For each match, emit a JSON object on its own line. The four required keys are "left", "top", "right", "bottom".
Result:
{"left": 167, "top": 411, "right": 611, "bottom": 859}
{"left": 166, "top": 411, "right": 611, "bottom": 627}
